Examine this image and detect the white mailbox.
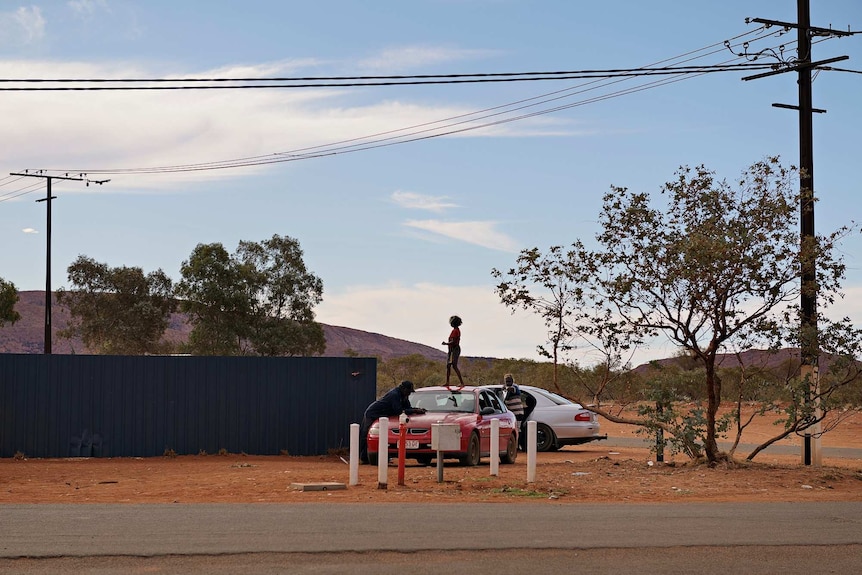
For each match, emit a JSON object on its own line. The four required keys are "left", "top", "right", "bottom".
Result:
{"left": 431, "top": 423, "right": 461, "bottom": 451}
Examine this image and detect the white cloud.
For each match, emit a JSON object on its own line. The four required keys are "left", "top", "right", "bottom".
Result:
{"left": 0, "top": 6, "right": 46, "bottom": 44}
{"left": 316, "top": 281, "right": 683, "bottom": 368}
{"left": 22, "top": 228, "right": 38, "bottom": 234}
{"left": 358, "top": 46, "right": 498, "bottom": 73}
{"left": 826, "top": 285, "right": 862, "bottom": 326}
{"left": 404, "top": 219, "right": 519, "bottom": 251}
{"left": 0, "top": 59, "right": 568, "bottom": 192}
{"left": 391, "top": 191, "right": 458, "bottom": 212}
{"left": 317, "top": 282, "right": 547, "bottom": 361}
{"left": 68, "top": 0, "right": 109, "bottom": 18}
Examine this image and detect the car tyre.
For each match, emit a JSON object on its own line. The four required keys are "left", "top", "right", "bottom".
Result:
{"left": 368, "top": 452, "right": 378, "bottom": 465}
{"left": 415, "top": 455, "right": 433, "bottom": 466}
{"left": 460, "top": 432, "right": 481, "bottom": 466}
{"left": 501, "top": 432, "right": 518, "bottom": 464}
{"left": 535, "top": 423, "right": 558, "bottom": 452}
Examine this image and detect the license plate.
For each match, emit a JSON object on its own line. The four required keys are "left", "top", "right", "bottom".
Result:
{"left": 405, "top": 440, "right": 419, "bottom": 449}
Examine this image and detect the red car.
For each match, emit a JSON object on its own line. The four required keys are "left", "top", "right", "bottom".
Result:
{"left": 366, "top": 386, "right": 519, "bottom": 466}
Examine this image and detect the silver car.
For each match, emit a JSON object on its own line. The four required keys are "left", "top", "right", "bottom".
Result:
{"left": 485, "top": 384, "right": 606, "bottom": 452}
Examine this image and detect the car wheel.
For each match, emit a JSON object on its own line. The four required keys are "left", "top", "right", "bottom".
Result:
{"left": 415, "top": 455, "right": 433, "bottom": 466}
{"left": 460, "top": 432, "right": 481, "bottom": 466}
{"left": 535, "top": 423, "right": 557, "bottom": 452}
{"left": 368, "top": 452, "right": 378, "bottom": 465}
{"left": 501, "top": 432, "right": 518, "bottom": 464}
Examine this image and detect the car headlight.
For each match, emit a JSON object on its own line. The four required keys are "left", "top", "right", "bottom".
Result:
{"left": 368, "top": 427, "right": 379, "bottom": 436}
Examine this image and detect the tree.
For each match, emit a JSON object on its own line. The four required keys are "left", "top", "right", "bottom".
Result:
{"left": 0, "top": 277, "right": 21, "bottom": 326}
{"left": 492, "top": 246, "right": 579, "bottom": 392}
{"left": 56, "top": 256, "right": 176, "bottom": 354}
{"left": 495, "top": 158, "right": 859, "bottom": 464}
{"left": 493, "top": 244, "right": 641, "bottom": 402}
{"left": 175, "top": 243, "right": 253, "bottom": 355}
{"left": 377, "top": 354, "right": 442, "bottom": 394}
{"left": 176, "top": 234, "right": 325, "bottom": 356}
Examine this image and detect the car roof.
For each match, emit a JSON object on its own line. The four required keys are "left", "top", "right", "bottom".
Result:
{"left": 414, "top": 386, "right": 482, "bottom": 392}
{"left": 480, "top": 384, "right": 583, "bottom": 405}
{"left": 481, "top": 384, "right": 544, "bottom": 392}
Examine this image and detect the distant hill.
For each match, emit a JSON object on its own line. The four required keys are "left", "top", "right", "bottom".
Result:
{"left": 3, "top": 292, "right": 832, "bottom": 372}
{"left": 633, "top": 346, "right": 848, "bottom": 377}
{"left": 0, "top": 291, "right": 446, "bottom": 361}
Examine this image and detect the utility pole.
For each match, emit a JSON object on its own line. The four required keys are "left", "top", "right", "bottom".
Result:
{"left": 9, "top": 171, "right": 109, "bottom": 354}
{"left": 742, "top": 0, "right": 853, "bottom": 466}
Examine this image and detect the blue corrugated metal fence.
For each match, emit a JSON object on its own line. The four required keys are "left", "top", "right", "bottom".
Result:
{"left": 0, "top": 354, "right": 376, "bottom": 458}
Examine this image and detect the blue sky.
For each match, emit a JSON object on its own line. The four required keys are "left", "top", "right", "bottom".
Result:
{"left": 1, "top": 1, "right": 860, "bottom": 366}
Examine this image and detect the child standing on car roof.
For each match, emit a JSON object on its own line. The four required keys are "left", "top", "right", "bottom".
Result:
{"left": 442, "top": 315, "right": 465, "bottom": 389}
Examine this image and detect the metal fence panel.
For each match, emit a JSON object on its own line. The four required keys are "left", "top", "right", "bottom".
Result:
{"left": 0, "top": 354, "right": 376, "bottom": 458}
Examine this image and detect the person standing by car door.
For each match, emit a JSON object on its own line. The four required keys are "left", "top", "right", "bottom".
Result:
{"left": 502, "top": 374, "right": 526, "bottom": 445}
{"left": 359, "top": 380, "right": 426, "bottom": 464}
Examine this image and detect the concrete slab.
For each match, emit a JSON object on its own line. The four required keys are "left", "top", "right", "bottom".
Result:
{"left": 290, "top": 482, "right": 347, "bottom": 492}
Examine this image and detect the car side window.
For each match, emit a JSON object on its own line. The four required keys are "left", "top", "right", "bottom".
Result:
{"left": 478, "top": 392, "right": 490, "bottom": 412}
{"left": 491, "top": 392, "right": 506, "bottom": 413}
{"left": 482, "top": 390, "right": 504, "bottom": 413}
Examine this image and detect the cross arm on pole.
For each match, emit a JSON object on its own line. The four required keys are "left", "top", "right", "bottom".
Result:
{"left": 747, "top": 17, "right": 856, "bottom": 37}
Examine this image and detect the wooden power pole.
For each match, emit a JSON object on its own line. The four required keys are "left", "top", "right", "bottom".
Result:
{"left": 743, "top": 0, "right": 853, "bottom": 465}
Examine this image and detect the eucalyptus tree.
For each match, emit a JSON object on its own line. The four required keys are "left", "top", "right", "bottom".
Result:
{"left": 57, "top": 256, "right": 175, "bottom": 354}
{"left": 0, "top": 277, "right": 20, "bottom": 326}
{"left": 176, "top": 234, "right": 325, "bottom": 357}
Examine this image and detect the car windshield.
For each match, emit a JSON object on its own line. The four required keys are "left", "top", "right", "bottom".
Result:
{"left": 410, "top": 390, "right": 476, "bottom": 413}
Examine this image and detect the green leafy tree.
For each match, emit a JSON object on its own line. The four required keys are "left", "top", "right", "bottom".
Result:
{"left": 493, "top": 243, "right": 641, "bottom": 403}
{"left": 495, "top": 158, "right": 860, "bottom": 463}
{"left": 177, "top": 234, "right": 325, "bottom": 356}
{"left": 492, "top": 246, "right": 579, "bottom": 392}
{"left": 56, "top": 256, "right": 175, "bottom": 354}
{"left": 377, "top": 354, "right": 442, "bottom": 394}
{"left": 0, "top": 277, "right": 21, "bottom": 326}
{"left": 176, "top": 243, "right": 254, "bottom": 355}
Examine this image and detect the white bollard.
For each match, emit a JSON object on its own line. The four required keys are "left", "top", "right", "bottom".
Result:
{"left": 526, "top": 420, "right": 537, "bottom": 483}
{"left": 490, "top": 419, "right": 500, "bottom": 476}
{"left": 377, "top": 417, "right": 389, "bottom": 489}
{"left": 349, "top": 423, "right": 359, "bottom": 486}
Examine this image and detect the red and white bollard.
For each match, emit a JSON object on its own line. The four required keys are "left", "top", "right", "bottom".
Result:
{"left": 490, "top": 419, "right": 500, "bottom": 477}
{"left": 397, "top": 413, "right": 408, "bottom": 486}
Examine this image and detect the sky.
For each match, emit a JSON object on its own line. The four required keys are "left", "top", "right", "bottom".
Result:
{"left": 1, "top": 1, "right": 861, "bottom": 367}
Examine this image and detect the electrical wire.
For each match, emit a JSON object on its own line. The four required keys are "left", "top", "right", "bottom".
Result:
{"left": 0, "top": 180, "right": 46, "bottom": 202}
{"left": 8, "top": 24, "right": 831, "bottom": 182}
{"left": 0, "top": 63, "right": 776, "bottom": 91}
{"left": 36, "top": 27, "right": 780, "bottom": 176}
{"left": 818, "top": 66, "right": 862, "bottom": 74}
{"left": 0, "top": 66, "right": 779, "bottom": 84}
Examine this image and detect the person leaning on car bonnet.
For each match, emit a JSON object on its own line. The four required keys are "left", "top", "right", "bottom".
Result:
{"left": 359, "top": 380, "right": 426, "bottom": 464}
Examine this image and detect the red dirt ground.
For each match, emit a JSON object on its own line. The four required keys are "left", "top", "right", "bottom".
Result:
{"left": 2, "top": 408, "right": 860, "bottom": 504}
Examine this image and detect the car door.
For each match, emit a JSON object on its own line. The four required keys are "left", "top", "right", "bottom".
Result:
{"left": 478, "top": 389, "right": 510, "bottom": 452}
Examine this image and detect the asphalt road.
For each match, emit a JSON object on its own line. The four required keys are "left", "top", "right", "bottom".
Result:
{"left": 1, "top": 502, "right": 860, "bottom": 574}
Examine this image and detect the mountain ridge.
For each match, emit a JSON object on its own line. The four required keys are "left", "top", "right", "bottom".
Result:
{"left": 0, "top": 291, "right": 446, "bottom": 361}
{"left": 2, "top": 292, "right": 822, "bottom": 372}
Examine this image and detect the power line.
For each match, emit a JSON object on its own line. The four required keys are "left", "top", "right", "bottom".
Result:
{"left": 15, "top": 25, "right": 823, "bottom": 179}
{"left": 0, "top": 65, "right": 780, "bottom": 83}
{"left": 818, "top": 66, "right": 862, "bottom": 74}
{"left": 0, "top": 63, "right": 779, "bottom": 91}
{"left": 0, "top": 180, "right": 44, "bottom": 202}
{"left": 0, "top": 172, "right": 109, "bottom": 204}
